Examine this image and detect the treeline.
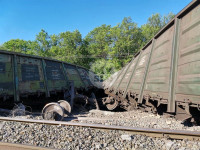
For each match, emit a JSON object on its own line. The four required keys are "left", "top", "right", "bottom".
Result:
{"left": 1, "top": 13, "right": 174, "bottom": 79}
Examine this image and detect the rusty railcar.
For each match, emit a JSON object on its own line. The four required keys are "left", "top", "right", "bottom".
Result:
{"left": 64, "top": 63, "right": 85, "bottom": 89}
{"left": 0, "top": 49, "right": 101, "bottom": 107}
{"left": 104, "top": 0, "right": 200, "bottom": 121}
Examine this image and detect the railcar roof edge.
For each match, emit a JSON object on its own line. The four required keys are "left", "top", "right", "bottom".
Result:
{"left": 133, "top": 0, "right": 199, "bottom": 58}
{"left": 0, "top": 49, "right": 93, "bottom": 73}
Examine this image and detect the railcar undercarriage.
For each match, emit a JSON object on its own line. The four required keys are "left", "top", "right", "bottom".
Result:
{"left": 102, "top": 90, "right": 200, "bottom": 124}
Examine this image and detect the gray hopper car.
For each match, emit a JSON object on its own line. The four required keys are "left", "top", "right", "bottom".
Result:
{"left": 104, "top": 0, "right": 200, "bottom": 122}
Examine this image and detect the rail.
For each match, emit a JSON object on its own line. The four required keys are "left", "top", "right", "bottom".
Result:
{"left": 0, "top": 142, "right": 52, "bottom": 150}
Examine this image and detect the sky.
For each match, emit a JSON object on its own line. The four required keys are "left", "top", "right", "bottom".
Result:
{"left": 0, "top": 0, "right": 192, "bottom": 45}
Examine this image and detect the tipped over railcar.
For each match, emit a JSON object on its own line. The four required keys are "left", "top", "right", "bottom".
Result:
{"left": 103, "top": 0, "right": 200, "bottom": 122}
{"left": 0, "top": 49, "right": 103, "bottom": 109}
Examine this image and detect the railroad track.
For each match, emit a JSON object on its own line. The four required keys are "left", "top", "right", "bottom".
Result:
{"left": 0, "top": 117, "right": 199, "bottom": 141}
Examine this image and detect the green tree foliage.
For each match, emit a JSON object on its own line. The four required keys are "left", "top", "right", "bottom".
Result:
{"left": 109, "top": 17, "right": 142, "bottom": 64}
{"left": 57, "top": 30, "right": 83, "bottom": 64}
{"left": 2, "top": 12, "right": 175, "bottom": 79}
{"left": 85, "top": 17, "right": 143, "bottom": 77}
{"left": 35, "top": 29, "right": 51, "bottom": 56}
{"left": 90, "top": 59, "right": 119, "bottom": 80}
{"left": 85, "top": 24, "right": 111, "bottom": 58}
{"left": 2, "top": 39, "right": 38, "bottom": 55}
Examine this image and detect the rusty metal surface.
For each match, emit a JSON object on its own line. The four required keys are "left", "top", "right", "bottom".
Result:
{"left": 0, "top": 142, "right": 52, "bottom": 150}
{"left": 175, "top": 3, "right": 200, "bottom": 103}
{"left": 58, "top": 100, "right": 71, "bottom": 114}
{"left": 42, "top": 102, "right": 64, "bottom": 121}
{"left": 0, "top": 117, "right": 200, "bottom": 140}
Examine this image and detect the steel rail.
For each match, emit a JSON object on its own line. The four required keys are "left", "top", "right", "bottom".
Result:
{"left": 0, "top": 142, "right": 52, "bottom": 150}
{"left": 0, "top": 117, "right": 200, "bottom": 140}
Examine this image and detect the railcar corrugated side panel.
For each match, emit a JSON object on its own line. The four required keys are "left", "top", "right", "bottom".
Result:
{"left": 127, "top": 43, "right": 152, "bottom": 95}
{"left": 143, "top": 24, "right": 175, "bottom": 100}
{"left": 111, "top": 64, "right": 130, "bottom": 92}
{"left": 118, "top": 57, "right": 139, "bottom": 93}
{"left": 175, "top": 4, "right": 200, "bottom": 104}
{"left": 104, "top": 70, "right": 120, "bottom": 89}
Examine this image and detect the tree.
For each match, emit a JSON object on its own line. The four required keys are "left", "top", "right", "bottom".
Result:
{"left": 2, "top": 39, "right": 37, "bottom": 54}
{"left": 110, "top": 17, "right": 142, "bottom": 64}
{"left": 86, "top": 17, "right": 143, "bottom": 76}
{"left": 85, "top": 24, "right": 112, "bottom": 57}
{"left": 55, "top": 30, "right": 83, "bottom": 64}
{"left": 35, "top": 29, "right": 51, "bottom": 57}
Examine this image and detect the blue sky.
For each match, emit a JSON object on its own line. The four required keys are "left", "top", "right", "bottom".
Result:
{"left": 0, "top": 0, "right": 191, "bottom": 45}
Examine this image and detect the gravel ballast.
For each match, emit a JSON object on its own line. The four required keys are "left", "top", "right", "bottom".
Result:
{"left": 1, "top": 107, "right": 200, "bottom": 149}
{"left": 0, "top": 120, "right": 200, "bottom": 150}
{"left": 73, "top": 109, "right": 200, "bottom": 131}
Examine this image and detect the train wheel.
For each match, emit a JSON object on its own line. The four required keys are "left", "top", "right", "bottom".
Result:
{"left": 106, "top": 99, "right": 119, "bottom": 110}
{"left": 42, "top": 102, "right": 64, "bottom": 121}
{"left": 58, "top": 100, "right": 71, "bottom": 116}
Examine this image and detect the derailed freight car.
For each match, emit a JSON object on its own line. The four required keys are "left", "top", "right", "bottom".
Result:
{"left": 104, "top": 0, "right": 200, "bottom": 121}
{"left": 0, "top": 49, "right": 102, "bottom": 108}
